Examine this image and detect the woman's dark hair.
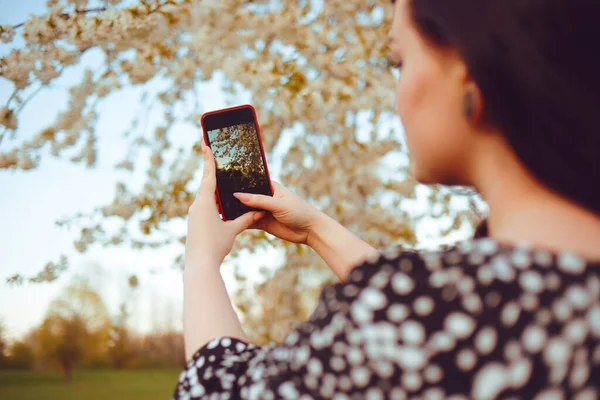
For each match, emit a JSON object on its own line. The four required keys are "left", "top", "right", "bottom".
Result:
{"left": 397, "top": 0, "right": 600, "bottom": 215}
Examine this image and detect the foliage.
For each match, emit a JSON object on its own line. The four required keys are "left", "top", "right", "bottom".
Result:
{"left": 1, "top": 319, "right": 36, "bottom": 370}
{"left": 107, "top": 301, "right": 185, "bottom": 370}
{"left": 37, "top": 315, "right": 89, "bottom": 382}
{"left": 107, "top": 304, "right": 133, "bottom": 369}
{"left": 0, "top": 319, "right": 6, "bottom": 367}
{"left": 127, "top": 331, "right": 185, "bottom": 369}
{"left": 45, "top": 276, "right": 111, "bottom": 333}
{"left": 31, "top": 276, "right": 111, "bottom": 382}
{"left": 6, "top": 255, "right": 69, "bottom": 286}
{"left": 17, "top": 276, "right": 184, "bottom": 376}
{"left": 5, "top": 342, "right": 36, "bottom": 370}
{"left": 0, "top": 0, "right": 480, "bottom": 342}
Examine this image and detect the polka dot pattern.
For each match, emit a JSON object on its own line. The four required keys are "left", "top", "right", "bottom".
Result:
{"left": 173, "top": 239, "right": 600, "bottom": 399}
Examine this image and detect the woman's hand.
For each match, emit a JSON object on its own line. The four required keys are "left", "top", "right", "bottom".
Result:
{"left": 185, "top": 143, "right": 265, "bottom": 268}
{"left": 235, "top": 183, "right": 379, "bottom": 281}
{"left": 233, "top": 182, "right": 322, "bottom": 245}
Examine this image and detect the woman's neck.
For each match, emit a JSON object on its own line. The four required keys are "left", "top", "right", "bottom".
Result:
{"left": 477, "top": 155, "right": 600, "bottom": 262}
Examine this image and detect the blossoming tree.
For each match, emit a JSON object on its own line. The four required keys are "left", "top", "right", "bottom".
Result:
{"left": 0, "top": 0, "right": 479, "bottom": 343}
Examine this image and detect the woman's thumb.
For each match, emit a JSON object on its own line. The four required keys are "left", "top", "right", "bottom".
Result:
{"left": 231, "top": 211, "right": 265, "bottom": 233}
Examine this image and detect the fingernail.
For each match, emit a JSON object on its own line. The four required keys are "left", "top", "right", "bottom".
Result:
{"left": 254, "top": 212, "right": 264, "bottom": 221}
{"left": 234, "top": 193, "right": 250, "bottom": 201}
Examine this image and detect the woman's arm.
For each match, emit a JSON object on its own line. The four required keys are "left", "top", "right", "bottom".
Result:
{"left": 307, "top": 211, "right": 380, "bottom": 281}
{"left": 183, "top": 263, "right": 249, "bottom": 360}
{"left": 181, "top": 211, "right": 376, "bottom": 359}
{"left": 181, "top": 143, "right": 261, "bottom": 360}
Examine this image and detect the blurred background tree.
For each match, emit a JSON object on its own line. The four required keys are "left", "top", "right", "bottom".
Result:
{"left": 36, "top": 314, "right": 89, "bottom": 383}
{"left": 31, "top": 276, "right": 110, "bottom": 382}
{"left": 108, "top": 275, "right": 139, "bottom": 369}
{"left": 108, "top": 303, "right": 133, "bottom": 369}
{"left": 3, "top": 342, "right": 36, "bottom": 370}
{"left": 1, "top": 0, "right": 483, "bottom": 344}
{"left": 0, "top": 273, "right": 184, "bottom": 381}
{"left": 0, "top": 320, "right": 7, "bottom": 368}
{"left": 1, "top": 317, "right": 36, "bottom": 370}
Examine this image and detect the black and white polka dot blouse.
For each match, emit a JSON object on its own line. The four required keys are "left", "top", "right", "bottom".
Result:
{"left": 173, "top": 238, "right": 600, "bottom": 399}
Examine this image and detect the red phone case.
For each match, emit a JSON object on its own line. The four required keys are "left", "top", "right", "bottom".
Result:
{"left": 200, "top": 104, "right": 274, "bottom": 221}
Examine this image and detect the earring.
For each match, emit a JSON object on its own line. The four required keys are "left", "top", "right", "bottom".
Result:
{"left": 463, "top": 89, "right": 475, "bottom": 119}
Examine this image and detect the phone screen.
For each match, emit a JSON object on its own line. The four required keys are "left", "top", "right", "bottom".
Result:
{"left": 203, "top": 106, "right": 272, "bottom": 220}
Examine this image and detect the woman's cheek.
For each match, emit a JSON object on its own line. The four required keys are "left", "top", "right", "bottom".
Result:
{"left": 394, "top": 79, "right": 407, "bottom": 119}
{"left": 395, "top": 66, "right": 422, "bottom": 130}
{"left": 394, "top": 71, "right": 432, "bottom": 182}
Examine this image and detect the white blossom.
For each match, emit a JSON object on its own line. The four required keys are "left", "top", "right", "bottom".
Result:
{"left": 1, "top": 0, "right": 480, "bottom": 338}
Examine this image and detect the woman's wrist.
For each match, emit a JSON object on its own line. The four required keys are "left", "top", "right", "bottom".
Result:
{"left": 306, "top": 210, "right": 379, "bottom": 281}
{"left": 306, "top": 211, "right": 332, "bottom": 249}
{"left": 183, "top": 255, "right": 222, "bottom": 282}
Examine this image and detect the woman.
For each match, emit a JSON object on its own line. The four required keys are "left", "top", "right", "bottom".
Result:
{"left": 174, "top": 0, "right": 600, "bottom": 398}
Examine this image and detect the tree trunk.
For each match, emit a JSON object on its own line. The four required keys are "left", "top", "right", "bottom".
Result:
{"left": 62, "top": 365, "right": 71, "bottom": 384}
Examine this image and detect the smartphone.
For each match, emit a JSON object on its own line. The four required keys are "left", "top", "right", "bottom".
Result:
{"left": 200, "top": 105, "right": 274, "bottom": 221}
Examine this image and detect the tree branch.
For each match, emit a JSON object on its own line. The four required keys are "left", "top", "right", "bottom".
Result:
{"left": 11, "top": 1, "right": 174, "bottom": 30}
{"left": 12, "top": 7, "right": 109, "bottom": 30}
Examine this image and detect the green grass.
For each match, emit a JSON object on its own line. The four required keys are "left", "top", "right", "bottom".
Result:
{"left": 0, "top": 369, "right": 181, "bottom": 400}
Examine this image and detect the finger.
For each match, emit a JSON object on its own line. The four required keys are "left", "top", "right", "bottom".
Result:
{"left": 230, "top": 211, "right": 265, "bottom": 234}
{"left": 199, "top": 145, "right": 217, "bottom": 198}
{"left": 248, "top": 213, "right": 270, "bottom": 231}
{"left": 233, "top": 192, "right": 279, "bottom": 211}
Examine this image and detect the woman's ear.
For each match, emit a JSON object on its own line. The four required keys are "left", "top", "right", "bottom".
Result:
{"left": 447, "top": 51, "right": 485, "bottom": 125}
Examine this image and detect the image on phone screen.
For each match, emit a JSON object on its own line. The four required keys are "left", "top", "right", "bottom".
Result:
{"left": 207, "top": 121, "right": 271, "bottom": 220}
